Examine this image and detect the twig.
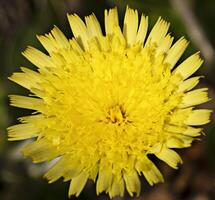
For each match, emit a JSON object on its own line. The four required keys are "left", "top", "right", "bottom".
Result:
{"left": 169, "top": 0, "right": 215, "bottom": 70}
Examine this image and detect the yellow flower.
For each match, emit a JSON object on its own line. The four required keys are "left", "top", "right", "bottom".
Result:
{"left": 8, "top": 7, "right": 211, "bottom": 198}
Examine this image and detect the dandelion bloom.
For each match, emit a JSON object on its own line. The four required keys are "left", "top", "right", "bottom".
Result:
{"left": 8, "top": 7, "right": 211, "bottom": 198}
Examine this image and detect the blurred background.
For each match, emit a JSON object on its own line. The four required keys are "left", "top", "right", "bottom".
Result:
{"left": 0, "top": 0, "right": 215, "bottom": 199}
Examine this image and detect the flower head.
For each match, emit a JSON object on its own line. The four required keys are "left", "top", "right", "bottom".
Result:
{"left": 8, "top": 7, "right": 211, "bottom": 198}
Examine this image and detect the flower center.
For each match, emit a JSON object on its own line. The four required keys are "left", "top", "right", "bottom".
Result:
{"left": 104, "top": 105, "right": 128, "bottom": 125}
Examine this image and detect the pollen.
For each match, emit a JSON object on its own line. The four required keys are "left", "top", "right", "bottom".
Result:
{"left": 8, "top": 6, "right": 211, "bottom": 198}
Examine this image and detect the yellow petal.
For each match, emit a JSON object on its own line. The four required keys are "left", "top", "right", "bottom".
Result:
{"left": 96, "top": 36, "right": 110, "bottom": 52}
{"left": 49, "top": 51, "right": 66, "bottom": 67}
{"left": 69, "top": 172, "right": 88, "bottom": 197}
{"left": 7, "top": 123, "right": 39, "bottom": 141}
{"left": 22, "top": 140, "right": 58, "bottom": 163}
{"left": 123, "top": 171, "right": 141, "bottom": 197}
{"left": 22, "top": 46, "right": 53, "bottom": 68}
{"left": 96, "top": 169, "right": 113, "bottom": 194}
{"left": 18, "top": 114, "right": 43, "bottom": 123}
{"left": 179, "top": 88, "right": 209, "bottom": 108}
{"left": 135, "top": 157, "right": 163, "bottom": 185}
{"left": 109, "top": 175, "right": 125, "bottom": 198}
{"left": 148, "top": 143, "right": 162, "bottom": 154}
{"left": 185, "top": 109, "right": 212, "bottom": 125}
{"left": 111, "top": 26, "right": 126, "bottom": 50}
{"left": 165, "top": 37, "right": 189, "bottom": 69}
{"left": 123, "top": 7, "right": 138, "bottom": 46}
{"left": 105, "top": 8, "right": 119, "bottom": 35}
{"left": 146, "top": 17, "right": 169, "bottom": 45}
{"left": 45, "top": 157, "right": 66, "bottom": 183}
{"left": 37, "top": 26, "right": 69, "bottom": 53}
{"left": 88, "top": 164, "right": 99, "bottom": 182}
{"left": 62, "top": 160, "right": 82, "bottom": 182}
{"left": 164, "top": 124, "right": 185, "bottom": 133}
{"left": 9, "top": 67, "right": 42, "bottom": 90}
{"left": 37, "top": 33, "right": 57, "bottom": 53}
{"left": 50, "top": 26, "right": 70, "bottom": 49}
{"left": 178, "top": 76, "right": 201, "bottom": 92}
{"left": 164, "top": 124, "right": 202, "bottom": 137}
{"left": 45, "top": 156, "right": 81, "bottom": 183}
{"left": 156, "top": 34, "right": 174, "bottom": 56}
{"left": 136, "top": 15, "right": 148, "bottom": 44}
{"left": 183, "top": 126, "right": 202, "bottom": 136}
{"left": 156, "top": 147, "right": 182, "bottom": 169}
{"left": 85, "top": 14, "right": 102, "bottom": 38}
{"left": 69, "top": 38, "right": 83, "bottom": 53}
{"left": 67, "top": 14, "right": 89, "bottom": 50}
{"left": 168, "top": 108, "right": 192, "bottom": 126}
{"left": 9, "top": 95, "right": 44, "bottom": 111}
{"left": 174, "top": 52, "right": 203, "bottom": 80}
{"left": 166, "top": 136, "right": 192, "bottom": 148}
